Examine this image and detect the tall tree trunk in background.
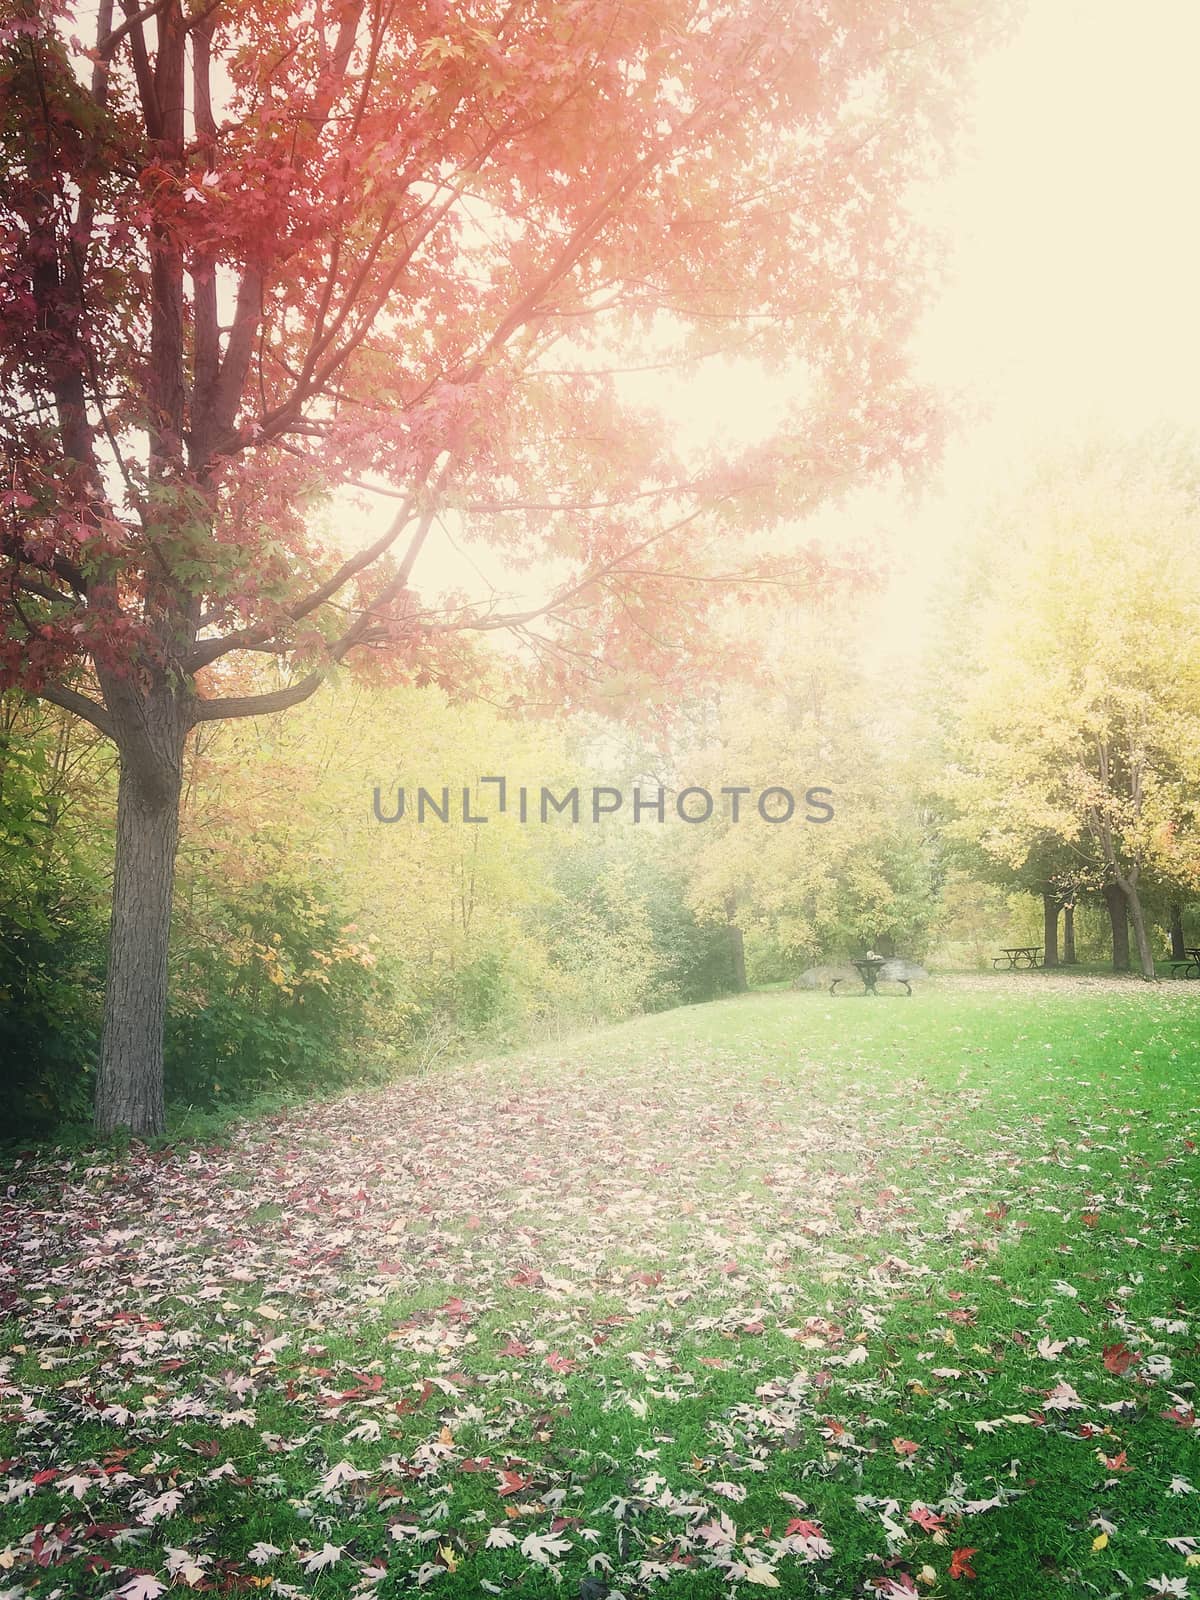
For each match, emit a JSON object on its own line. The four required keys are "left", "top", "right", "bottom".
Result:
{"left": 724, "top": 896, "right": 748, "bottom": 993}
{"left": 1103, "top": 883, "right": 1130, "bottom": 973}
{"left": 1042, "top": 889, "right": 1059, "bottom": 968}
{"left": 1118, "top": 869, "right": 1157, "bottom": 980}
{"left": 1062, "top": 902, "right": 1077, "bottom": 964}
{"left": 93, "top": 679, "right": 189, "bottom": 1135}
{"left": 1169, "top": 903, "right": 1186, "bottom": 961}
{"left": 1089, "top": 745, "right": 1154, "bottom": 979}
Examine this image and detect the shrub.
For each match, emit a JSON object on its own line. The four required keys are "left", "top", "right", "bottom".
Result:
{"left": 0, "top": 890, "right": 104, "bottom": 1135}
{"left": 165, "top": 875, "right": 392, "bottom": 1109}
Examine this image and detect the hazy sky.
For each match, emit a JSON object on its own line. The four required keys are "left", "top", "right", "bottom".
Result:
{"left": 355, "top": 0, "right": 1200, "bottom": 638}
{"left": 917, "top": 0, "right": 1200, "bottom": 453}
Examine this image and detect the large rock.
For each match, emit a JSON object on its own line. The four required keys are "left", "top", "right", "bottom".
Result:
{"left": 793, "top": 964, "right": 857, "bottom": 990}
{"left": 879, "top": 959, "right": 928, "bottom": 983}
{"left": 793, "top": 959, "right": 928, "bottom": 990}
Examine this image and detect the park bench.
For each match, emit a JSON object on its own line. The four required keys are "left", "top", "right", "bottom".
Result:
{"left": 1168, "top": 948, "right": 1200, "bottom": 978}
{"left": 993, "top": 946, "right": 1042, "bottom": 970}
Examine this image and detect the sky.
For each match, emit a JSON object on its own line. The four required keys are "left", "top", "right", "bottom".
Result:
{"left": 348, "top": 0, "right": 1200, "bottom": 652}
{"left": 914, "top": 0, "right": 1200, "bottom": 465}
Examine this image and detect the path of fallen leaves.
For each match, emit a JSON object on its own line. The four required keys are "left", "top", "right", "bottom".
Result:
{"left": 1, "top": 982, "right": 1198, "bottom": 1599}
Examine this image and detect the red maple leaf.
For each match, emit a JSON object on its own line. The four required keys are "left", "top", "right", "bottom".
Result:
{"left": 892, "top": 1437, "right": 920, "bottom": 1456}
{"left": 909, "top": 1507, "right": 945, "bottom": 1532}
{"left": 1102, "top": 1343, "right": 1138, "bottom": 1375}
{"left": 546, "top": 1351, "right": 577, "bottom": 1374}
{"left": 1161, "top": 1406, "right": 1197, "bottom": 1429}
{"left": 497, "top": 1470, "right": 530, "bottom": 1497}
{"left": 784, "top": 1518, "right": 826, "bottom": 1540}
{"left": 949, "top": 1547, "right": 978, "bottom": 1580}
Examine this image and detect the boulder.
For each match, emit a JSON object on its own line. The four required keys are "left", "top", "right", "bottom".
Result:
{"left": 879, "top": 959, "right": 928, "bottom": 983}
{"left": 793, "top": 964, "right": 858, "bottom": 990}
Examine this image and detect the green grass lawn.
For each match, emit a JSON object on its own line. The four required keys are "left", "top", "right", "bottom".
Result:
{"left": 1, "top": 976, "right": 1198, "bottom": 1599}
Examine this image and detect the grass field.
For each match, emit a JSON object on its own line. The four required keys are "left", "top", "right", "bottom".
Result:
{"left": 2, "top": 976, "right": 1198, "bottom": 1599}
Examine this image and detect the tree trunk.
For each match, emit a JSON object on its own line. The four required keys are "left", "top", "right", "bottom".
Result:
{"left": 728, "top": 922, "right": 748, "bottom": 993}
{"left": 94, "top": 687, "right": 188, "bottom": 1136}
{"left": 1041, "top": 889, "right": 1059, "bottom": 968}
{"left": 1062, "top": 902, "right": 1076, "bottom": 964}
{"left": 1119, "top": 873, "right": 1157, "bottom": 981}
{"left": 1103, "top": 883, "right": 1130, "bottom": 972}
{"left": 1169, "top": 903, "right": 1186, "bottom": 962}
{"left": 722, "top": 895, "right": 748, "bottom": 994}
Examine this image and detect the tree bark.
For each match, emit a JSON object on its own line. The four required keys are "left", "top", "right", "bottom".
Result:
{"left": 1119, "top": 872, "right": 1157, "bottom": 981}
{"left": 1062, "top": 902, "right": 1076, "bottom": 964}
{"left": 1041, "top": 889, "right": 1059, "bottom": 968}
{"left": 93, "top": 684, "right": 188, "bottom": 1135}
{"left": 1103, "top": 883, "right": 1130, "bottom": 972}
{"left": 722, "top": 895, "right": 747, "bottom": 993}
{"left": 728, "top": 923, "right": 748, "bottom": 993}
{"left": 1169, "top": 902, "right": 1186, "bottom": 962}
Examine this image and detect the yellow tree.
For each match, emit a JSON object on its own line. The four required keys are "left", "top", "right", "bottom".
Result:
{"left": 940, "top": 441, "right": 1200, "bottom": 978}
{"left": 678, "top": 612, "right": 937, "bottom": 973}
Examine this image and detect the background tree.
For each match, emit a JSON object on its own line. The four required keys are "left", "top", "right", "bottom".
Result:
{"left": 679, "top": 613, "right": 939, "bottom": 974}
{"left": 937, "top": 440, "right": 1200, "bottom": 979}
{"left": 0, "top": 0, "right": 1001, "bottom": 1132}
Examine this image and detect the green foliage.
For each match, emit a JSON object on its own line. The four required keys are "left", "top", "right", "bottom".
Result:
{"left": 166, "top": 874, "right": 393, "bottom": 1109}
{"left": 678, "top": 619, "right": 940, "bottom": 969}
{"left": 0, "top": 699, "right": 109, "bottom": 1134}
{"left": 0, "top": 890, "right": 104, "bottom": 1133}
{"left": 536, "top": 833, "right": 735, "bottom": 1027}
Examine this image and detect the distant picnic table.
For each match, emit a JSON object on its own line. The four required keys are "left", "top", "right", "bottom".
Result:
{"left": 1169, "top": 948, "right": 1200, "bottom": 978}
{"left": 994, "top": 945, "right": 1042, "bottom": 970}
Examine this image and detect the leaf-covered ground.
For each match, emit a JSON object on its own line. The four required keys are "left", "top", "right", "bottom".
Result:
{"left": 2, "top": 978, "right": 1198, "bottom": 1600}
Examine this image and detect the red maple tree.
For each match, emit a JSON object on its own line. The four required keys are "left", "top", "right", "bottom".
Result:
{"left": 1, "top": 0, "right": 1002, "bottom": 1132}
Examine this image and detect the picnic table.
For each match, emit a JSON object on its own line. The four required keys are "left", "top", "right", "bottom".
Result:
{"left": 829, "top": 957, "right": 913, "bottom": 996}
{"left": 994, "top": 946, "right": 1042, "bottom": 970}
{"left": 1168, "top": 947, "right": 1200, "bottom": 978}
